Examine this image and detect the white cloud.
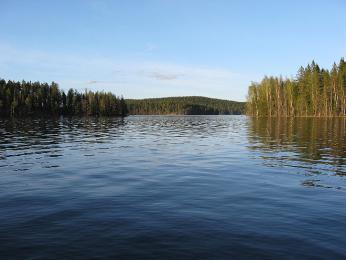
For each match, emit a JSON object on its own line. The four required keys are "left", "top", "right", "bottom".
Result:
{"left": 0, "top": 43, "right": 249, "bottom": 101}
{"left": 149, "top": 72, "right": 182, "bottom": 80}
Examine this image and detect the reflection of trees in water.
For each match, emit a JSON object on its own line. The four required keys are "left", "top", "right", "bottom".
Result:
{"left": 248, "top": 117, "right": 346, "bottom": 189}
{"left": 62, "top": 116, "right": 126, "bottom": 143}
{"left": 127, "top": 115, "right": 233, "bottom": 138}
{"left": 0, "top": 117, "right": 126, "bottom": 161}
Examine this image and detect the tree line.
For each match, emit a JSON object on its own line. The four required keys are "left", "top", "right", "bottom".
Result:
{"left": 247, "top": 58, "right": 346, "bottom": 116}
{"left": 0, "top": 79, "right": 128, "bottom": 117}
{"left": 126, "top": 96, "right": 245, "bottom": 115}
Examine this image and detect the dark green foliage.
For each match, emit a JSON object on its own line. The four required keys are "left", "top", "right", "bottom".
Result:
{"left": 0, "top": 79, "right": 127, "bottom": 117}
{"left": 126, "top": 96, "right": 245, "bottom": 115}
{"left": 247, "top": 58, "right": 346, "bottom": 116}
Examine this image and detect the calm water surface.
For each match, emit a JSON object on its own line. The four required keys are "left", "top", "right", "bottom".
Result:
{"left": 0, "top": 116, "right": 345, "bottom": 259}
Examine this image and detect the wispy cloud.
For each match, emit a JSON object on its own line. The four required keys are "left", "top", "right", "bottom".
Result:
{"left": 0, "top": 43, "right": 250, "bottom": 101}
{"left": 149, "top": 72, "right": 182, "bottom": 81}
{"left": 88, "top": 80, "right": 102, "bottom": 84}
{"left": 87, "top": 80, "right": 123, "bottom": 85}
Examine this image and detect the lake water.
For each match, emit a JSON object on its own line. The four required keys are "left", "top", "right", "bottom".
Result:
{"left": 0, "top": 116, "right": 345, "bottom": 259}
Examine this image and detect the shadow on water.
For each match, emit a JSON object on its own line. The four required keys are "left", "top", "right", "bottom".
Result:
{"left": 0, "top": 116, "right": 126, "bottom": 169}
{"left": 0, "top": 116, "right": 126, "bottom": 147}
{"left": 247, "top": 117, "right": 346, "bottom": 190}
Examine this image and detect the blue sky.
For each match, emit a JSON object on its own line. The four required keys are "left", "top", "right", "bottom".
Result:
{"left": 1, "top": 0, "right": 345, "bottom": 101}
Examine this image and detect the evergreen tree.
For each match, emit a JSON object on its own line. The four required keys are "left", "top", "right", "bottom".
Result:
{"left": 0, "top": 79, "right": 128, "bottom": 117}
{"left": 247, "top": 58, "right": 346, "bottom": 117}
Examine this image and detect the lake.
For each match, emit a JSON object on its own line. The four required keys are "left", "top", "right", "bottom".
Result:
{"left": 0, "top": 116, "right": 345, "bottom": 259}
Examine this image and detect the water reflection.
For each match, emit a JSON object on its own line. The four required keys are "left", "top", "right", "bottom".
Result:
{"left": 0, "top": 117, "right": 126, "bottom": 171}
{"left": 248, "top": 117, "right": 346, "bottom": 189}
{"left": 1, "top": 116, "right": 346, "bottom": 258}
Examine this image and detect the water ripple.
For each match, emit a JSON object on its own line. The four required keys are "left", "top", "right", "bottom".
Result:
{"left": 0, "top": 116, "right": 345, "bottom": 258}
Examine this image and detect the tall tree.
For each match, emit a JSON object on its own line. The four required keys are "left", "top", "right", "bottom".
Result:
{"left": 247, "top": 58, "right": 346, "bottom": 117}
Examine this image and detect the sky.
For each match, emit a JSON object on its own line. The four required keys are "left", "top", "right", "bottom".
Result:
{"left": 0, "top": 0, "right": 345, "bottom": 101}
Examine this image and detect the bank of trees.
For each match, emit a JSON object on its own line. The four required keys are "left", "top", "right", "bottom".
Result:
{"left": 0, "top": 79, "right": 128, "bottom": 117}
{"left": 247, "top": 58, "right": 346, "bottom": 116}
{"left": 126, "top": 96, "right": 245, "bottom": 115}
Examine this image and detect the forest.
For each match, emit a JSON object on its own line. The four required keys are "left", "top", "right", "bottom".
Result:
{"left": 126, "top": 96, "right": 245, "bottom": 115}
{"left": 247, "top": 58, "right": 346, "bottom": 117}
{"left": 0, "top": 79, "right": 128, "bottom": 117}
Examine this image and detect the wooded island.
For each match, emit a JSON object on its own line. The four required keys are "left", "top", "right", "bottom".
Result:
{"left": 126, "top": 96, "right": 245, "bottom": 115}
